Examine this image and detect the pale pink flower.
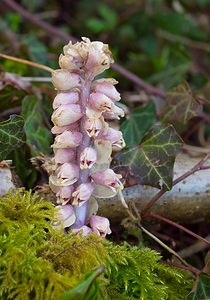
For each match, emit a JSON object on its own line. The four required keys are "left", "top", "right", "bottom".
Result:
{"left": 103, "top": 104, "right": 124, "bottom": 120}
{"left": 57, "top": 162, "right": 79, "bottom": 185}
{"left": 80, "top": 147, "right": 97, "bottom": 169}
{"left": 72, "top": 183, "right": 94, "bottom": 206}
{"left": 89, "top": 215, "right": 111, "bottom": 237}
{"left": 91, "top": 169, "right": 123, "bottom": 193}
{"left": 82, "top": 117, "right": 104, "bottom": 137}
{"left": 52, "top": 69, "right": 81, "bottom": 90}
{"left": 51, "top": 104, "right": 82, "bottom": 127}
{"left": 92, "top": 79, "right": 120, "bottom": 101}
{"left": 72, "top": 225, "right": 92, "bottom": 237}
{"left": 52, "top": 130, "right": 82, "bottom": 148}
{"left": 53, "top": 92, "right": 79, "bottom": 109}
{"left": 54, "top": 148, "right": 76, "bottom": 164}
{"left": 84, "top": 38, "right": 113, "bottom": 77}
{"left": 88, "top": 93, "right": 113, "bottom": 112}
{"left": 56, "top": 185, "right": 74, "bottom": 204}
{"left": 59, "top": 54, "right": 83, "bottom": 72}
{"left": 51, "top": 123, "right": 79, "bottom": 135}
{"left": 53, "top": 205, "right": 76, "bottom": 229}
{"left": 97, "top": 128, "right": 125, "bottom": 149}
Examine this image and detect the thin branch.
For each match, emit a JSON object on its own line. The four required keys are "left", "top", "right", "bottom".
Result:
{"left": 2, "top": 0, "right": 165, "bottom": 98}
{"left": 2, "top": 0, "right": 77, "bottom": 43}
{"left": 0, "top": 107, "right": 21, "bottom": 119}
{"left": 161, "top": 260, "right": 199, "bottom": 276}
{"left": 0, "top": 53, "right": 53, "bottom": 73}
{"left": 158, "top": 29, "right": 210, "bottom": 52}
{"left": 142, "top": 152, "right": 210, "bottom": 215}
{"left": 137, "top": 223, "right": 198, "bottom": 273}
{"left": 144, "top": 213, "right": 210, "bottom": 246}
{"left": 22, "top": 77, "right": 51, "bottom": 82}
{"left": 178, "top": 234, "right": 210, "bottom": 259}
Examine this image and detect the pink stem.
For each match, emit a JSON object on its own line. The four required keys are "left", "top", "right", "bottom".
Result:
{"left": 73, "top": 77, "right": 92, "bottom": 228}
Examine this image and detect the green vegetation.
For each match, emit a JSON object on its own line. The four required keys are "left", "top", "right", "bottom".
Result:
{"left": 0, "top": 190, "right": 191, "bottom": 299}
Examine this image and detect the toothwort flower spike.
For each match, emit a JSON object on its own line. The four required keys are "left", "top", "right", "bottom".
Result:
{"left": 50, "top": 38, "right": 125, "bottom": 235}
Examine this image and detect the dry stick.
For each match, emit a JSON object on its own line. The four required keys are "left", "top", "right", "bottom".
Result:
{"left": 142, "top": 152, "right": 210, "bottom": 215}
{"left": 178, "top": 234, "right": 210, "bottom": 259}
{"left": 2, "top": 0, "right": 165, "bottom": 98}
{"left": 137, "top": 223, "right": 199, "bottom": 274}
{"left": 0, "top": 53, "right": 53, "bottom": 73}
{"left": 144, "top": 213, "right": 210, "bottom": 246}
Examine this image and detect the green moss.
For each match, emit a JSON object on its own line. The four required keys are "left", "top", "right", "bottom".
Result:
{"left": 0, "top": 189, "right": 192, "bottom": 299}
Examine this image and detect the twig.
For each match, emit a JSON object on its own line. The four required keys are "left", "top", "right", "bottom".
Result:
{"left": 22, "top": 77, "right": 51, "bottom": 82}
{"left": 2, "top": 0, "right": 77, "bottom": 43}
{"left": 142, "top": 152, "right": 210, "bottom": 215}
{"left": 137, "top": 223, "right": 198, "bottom": 273}
{"left": 0, "top": 53, "right": 53, "bottom": 73}
{"left": 2, "top": 0, "right": 165, "bottom": 98}
{"left": 178, "top": 234, "right": 210, "bottom": 259}
{"left": 0, "top": 107, "right": 21, "bottom": 119}
{"left": 161, "top": 260, "right": 199, "bottom": 276}
{"left": 144, "top": 213, "right": 210, "bottom": 246}
{"left": 158, "top": 29, "right": 210, "bottom": 52}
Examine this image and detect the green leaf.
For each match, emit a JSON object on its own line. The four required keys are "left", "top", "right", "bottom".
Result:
{"left": 60, "top": 266, "right": 104, "bottom": 300}
{"left": 161, "top": 81, "right": 202, "bottom": 125}
{"left": 186, "top": 273, "right": 210, "bottom": 300}
{"left": 115, "top": 123, "right": 183, "bottom": 190}
{"left": 0, "top": 115, "right": 25, "bottom": 161}
{"left": 21, "top": 96, "right": 52, "bottom": 156}
{"left": 120, "top": 101, "right": 156, "bottom": 147}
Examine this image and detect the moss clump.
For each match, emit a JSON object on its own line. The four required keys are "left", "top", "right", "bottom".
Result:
{"left": 0, "top": 189, "right": 192, "bottom": 299}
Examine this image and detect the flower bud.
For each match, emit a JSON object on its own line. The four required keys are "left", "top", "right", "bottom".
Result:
{"left": 83, "top": 38, "right": 113, "bottom": 77}
{"left": 89, "top": 215, "right": 111, "bottom": 237}
{"left": 72, "top": 183, "right": 94, "bottom": 206}
{"left": 59, "top": 54, "right": 83, "bottom": 72}
{"left": 52, "top": 69, "right": 81, "bottom": 90}
{"left": 51, "top": 122, "right": 79, "bottom": 135}
{"left": 56, "top": 185, "right": 74, "bottom": 204}
{"left": 57, "top": 162, "right": 79, "bottom": 185}
{"left": 72, "top": 225, "right": 92, "bottom": 237}
{"left": 103, "top": 104, "right": 124, "bottom": 120}
{"left": 80, "top": 147, "right": 97, "bottom": 169}
{"left": 97, "top": 128, "right": 125, "bottom": 149}
{"left": 88, "top": 93, "right": 113, "bottom": 112}
{"left": 54, "top": 148, "right": 76, "bottom": 164}
{"left": 92, "top": 79, "right": 120, "bottom": 101}
{"left": 51, "top": 104, "right": 83, "bottom": 127}
{"left": 82, "top": 117, "right": 104, "bottom": 137}
{"left": 53, "top": 205, "right": 76, "bottom": 229}
{"left": 91, "top": 169, "right": 123, "bottom": 193}
{"left": 53, "top": 92, "right": 79, "bottom": 109}
{"left": 52, "top": 130, "right": 82, "bottom": 148}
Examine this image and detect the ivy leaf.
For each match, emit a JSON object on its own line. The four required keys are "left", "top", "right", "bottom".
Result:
{"left": 60, "top": 266, "right": 104, "bottom": 300}
{"left": 186, "top": 273, "right": 210, "bottom": 300}
{"left": 0, "top": 115, "right": 25, "bottom": 161}
{"left": 21, "top": 96, "right": 52, "bottom": 156}
{"left": 120, "top": 101, "right": 156, "bottom": 147}
{"left": 114, "top": 123, "right": 183, "bottom": 190}
{"left": 161, "top": 81, "right": 202, "bottom": 124}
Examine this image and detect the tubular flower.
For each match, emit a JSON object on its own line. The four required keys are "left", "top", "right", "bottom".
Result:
{"left": 50, "top": 38, "right": 125, "bottom": 234}
{"left": 89, "top": 215, "right": 111, "bottom": 237}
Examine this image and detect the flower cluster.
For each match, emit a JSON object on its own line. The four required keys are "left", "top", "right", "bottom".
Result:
{"left": 50, "top": 38, "right": 125, "bottom": 236}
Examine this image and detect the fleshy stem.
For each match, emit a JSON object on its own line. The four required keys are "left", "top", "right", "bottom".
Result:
{"left": 73, "top": 76, "right": 92, "bottom": 228}
{"left": 142, "top": 152, "right": 210, "bottom": 215}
